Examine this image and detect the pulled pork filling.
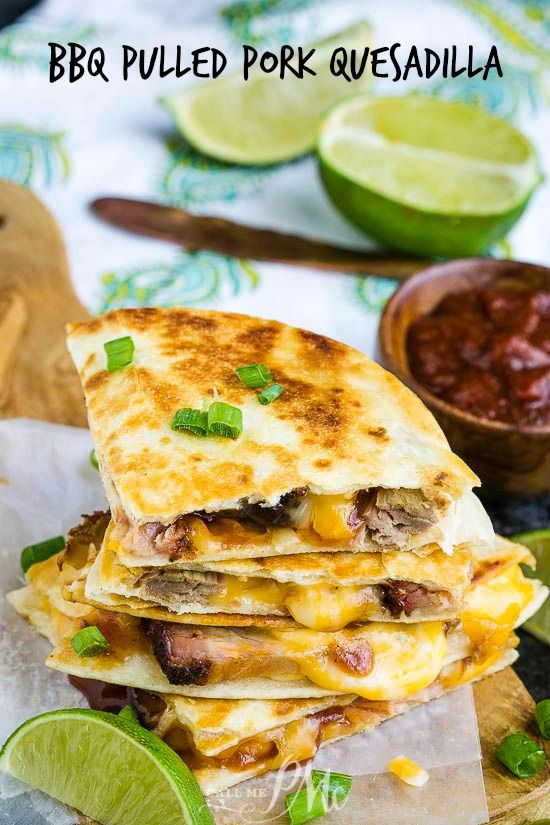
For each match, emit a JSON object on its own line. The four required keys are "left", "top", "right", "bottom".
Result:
{"left": 113, "top": 487, "right": 440, "bottom": 561}
{"left": 354, "top": 489, "right": 438, "bottom": 549}
{"left": 140, "top": 569, "right": 223, "bottom": 607}
{"left": 136, "top": 568, "right": 452, "bottom": 624}
{"left": 146, "top": 624, "right": 304, "bottom": 686}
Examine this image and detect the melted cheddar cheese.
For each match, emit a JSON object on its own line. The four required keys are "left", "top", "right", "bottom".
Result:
{"left": 213, "top": 576, "right": 370, "bottom": 631}
{"left": 387, "top": 756, "right": 429, "bottom": 787}
{"left": 283, "top": 583, "right": 369, "bottom": 631}
{"left": 309, "top": 494, "right": 355, "bottom": 541}
{"left": 460, "top": 564, "right": 535, "bottom": 655}
{"left": 272, "top": 622, "right": 448, "bottom": 701}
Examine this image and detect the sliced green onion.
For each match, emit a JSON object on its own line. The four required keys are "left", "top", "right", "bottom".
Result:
{"left": 89, "top": 448, "right": 99, "bottom": 470}
{"left": 235, "top": 363, "right": 272, "bottom": 388}
{"left": 171, "top": 408, "right": 208, "bottom": 437}
{"left": 257, "top": 383, "right": 283, "bottom": 405}
{"left": 495, "top": 732, "right": 546, "bottom": 778}
{"left": 70, "top": 626, "right": 110, "bottom": 658}
{"left": 310, "top": 769, "right": 352, "bottom": 801}
{"left": 21, "top": 535, "right": 65, "bottom": 573}
{"left": 535, "top": 699, "right": 550, "bottom": 739}
{"left": 285, "top": 786, "right": 328, "bottom": 825}
{"left": 104, "top": 336, "right": 135, "bottom": 372}
{"left": 118, "top": 705, "right": 140, "bottom": 725}
{"left": 207, "top": 401, "right": 242, "bottom": 439}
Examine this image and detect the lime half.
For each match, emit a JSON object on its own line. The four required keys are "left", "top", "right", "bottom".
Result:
{"left": 514, "top": 529, "right": 550, "bottom": 645}
{"left": 318, "top": 95, "right": 542, "bottom": 257}
{"left": 162, "top": 22, "right": 370, "bottom": 165}
{"left": 0, "top": 709, "right": 214, "bottom": 825}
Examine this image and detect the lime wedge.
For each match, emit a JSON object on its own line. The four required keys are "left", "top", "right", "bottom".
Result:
{"left": 513, "top": 529, "right": 550, "bottom": 645}
{"left": 162, "top": 22, "right": 370, "bottom": 165}
{"left": 0, "top": 709, "right": 214, "bottom": 825}
{"left": 318, "top": 95, "right": 542, "bottom": 257}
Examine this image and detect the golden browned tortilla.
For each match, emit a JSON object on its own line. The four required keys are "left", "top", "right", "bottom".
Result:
{"left": 7, "top": 542, "right": 545, "bottom": 796}
{"left": 66, "top": 308, "right": 478, "bottom": 531}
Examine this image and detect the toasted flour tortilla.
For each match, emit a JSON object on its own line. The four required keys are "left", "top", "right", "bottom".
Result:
{"left": 82, "top": 521, "right": 474, "bottom": 627}
{"left": 66, "top": 308, "right": 483, "bottom": 561}
{"left": 5, "top": 573, "right": 518, "bottom": 796}
{"left": 7, "top": 548, "right": 544, "bottom": 796}
{"left": 73, "top": 531, "right": 528, "bottom": 632}
{"left": 8, "top": 544, "right": 546, "bottom": 701}
{"left": 165, "top": 647, "right": 519, "bottom": 796}
{"left": 107, "top": 488, "right": 495, "bottom": 566}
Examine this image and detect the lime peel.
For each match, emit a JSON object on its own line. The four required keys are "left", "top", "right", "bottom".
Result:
{"left": 318, "top": 95, "right": 542, "bottom": 257}
{"left": 0, "top": 708, "right": 215, "bottom": 825}
{"left": 162, "top": 22, "right": 371, "bottom": 165}
{"left": 513, "top": 529, "right": 550, "bottom": 646}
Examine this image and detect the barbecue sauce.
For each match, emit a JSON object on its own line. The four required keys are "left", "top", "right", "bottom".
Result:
{"left": 407, "top": 286, "right": 550, "bottom": 426}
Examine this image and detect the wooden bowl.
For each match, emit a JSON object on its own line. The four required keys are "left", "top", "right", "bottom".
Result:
{"left": 377, "top": 257, "right": 550, "bottom": 494}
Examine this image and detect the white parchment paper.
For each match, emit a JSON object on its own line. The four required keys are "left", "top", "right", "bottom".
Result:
{"left": 0, "top": 419, "right": 489, "bottom": 825}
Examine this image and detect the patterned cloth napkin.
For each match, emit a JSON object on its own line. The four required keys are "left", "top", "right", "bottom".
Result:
{"left": 0, "top": 0, "right": 547, "bottom": 358}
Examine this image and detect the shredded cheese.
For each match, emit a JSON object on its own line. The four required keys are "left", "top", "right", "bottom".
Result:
{"left": 387, "top": 755, "right": 429, "bottom": 787}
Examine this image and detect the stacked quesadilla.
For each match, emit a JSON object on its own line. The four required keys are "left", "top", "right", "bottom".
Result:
{"left": 8, "top": 308, "right": 547, "bottom": 796}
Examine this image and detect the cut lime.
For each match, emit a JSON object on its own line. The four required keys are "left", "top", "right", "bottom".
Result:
{"left": 513, "top": 529, "right": 550, "bottom": 645}
{"left": 318, "top": 95, "right": 542, "bottom": 257}
{"left": 162, "top": 22, "right": 370, "bottom": 165}
{"left": 0, "top": 709, "right": 214, "bottom": 825}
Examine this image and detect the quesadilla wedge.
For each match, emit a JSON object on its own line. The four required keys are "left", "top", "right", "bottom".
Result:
{"left": 79, "top": 519, "right": 475, "bottom": 630}
{"left": 66, "top": 308, "right": 490, "bottom": 563}
{"left": 8, "top": 536, "right": 546, "bottom": 701}
{"left": 6, "top": 548, "right": 526, "bottom": 796}
{"left": 5, "top": 565, "right": 517, "bottom": 796}
{"left": 149, "top": 648, "right": 519, "bottom": 796}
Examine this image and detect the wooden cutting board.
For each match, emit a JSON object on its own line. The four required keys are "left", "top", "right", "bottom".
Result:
{"left": 0, "top": 181, "right": 548, "bottom": 823}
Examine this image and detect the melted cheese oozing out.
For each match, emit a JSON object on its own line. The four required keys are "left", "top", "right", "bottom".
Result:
{"left": 460, "top": 564, "right": 535, "bottom": 651}
{"left": 441, "top": 650, "right": 504, "bottom": 689}
{"left": 309, "top": 494, "right": 354, "bottom": 541}
{"left": 388, "top": 756, "right": 429, "bottom": 787}
{"left": 168, "top": 493, "right": 355, "bottom": 556}
{"left": 219, "top": 576, "right": 283, "bottom": 608}
{"left": 283, "top": 583, "right": 369, "bottom": 631}
{"left": 443, "top": 563, "right": 534, "bottom": 689}
{"left": 213, "top": 576, "right": 370, "bottom": 631}
{"left": 273, "top": 622, "right": 448, "bottom": 701}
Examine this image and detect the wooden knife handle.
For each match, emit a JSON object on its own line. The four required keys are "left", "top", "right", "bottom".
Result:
{"left": 92, "top": 197, "right": 427, "bottom": 280}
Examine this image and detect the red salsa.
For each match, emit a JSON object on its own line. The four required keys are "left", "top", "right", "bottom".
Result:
{"left": 407, "top": 285, "right": 550, "bottom": 426}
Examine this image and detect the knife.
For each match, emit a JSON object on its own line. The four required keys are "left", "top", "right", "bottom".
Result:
{"left": 91, "top": 197, "right": 427, "bottom": 281}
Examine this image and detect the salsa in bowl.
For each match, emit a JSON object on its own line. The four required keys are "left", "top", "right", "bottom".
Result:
{"left": 378, "top": 258, "right": 550, "bottom": 494}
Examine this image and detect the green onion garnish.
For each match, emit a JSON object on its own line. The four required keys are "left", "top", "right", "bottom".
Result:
{"left": 70, "top": 626, "right": 110, "bottom": 658}
{"left": 257, "top": 383, "right": 283, "bottom": 405}
{"left": 310, "top": 770, "right": 352, "bottom": 802}
{"left": 171, "top": 408, "right": 208, "bottom": 437}
{"left": 89, "top": 449, "right": 99, "bottom": 470}
{"left": 118, "top": 705, "right": 140, "bottom": 725}
{"left": 495, "top": 732, "right": 546, "bottom": 778}
{"left": 235, "top": 364, "right": 272, "bottom": 388}
{"left": 535, "top": 699, "right": 550, "bottom": 739}
{"left": 104, "top": 336, "right": 135, "bottom": 372}
{"left": 285, "top": 786, "right": 328, "bottom": 825}
{"left": 21, "top": 535, "right": 65, "bottom": 573}
{"left": 207, "top": 401, "right": 242, "bottom": 439}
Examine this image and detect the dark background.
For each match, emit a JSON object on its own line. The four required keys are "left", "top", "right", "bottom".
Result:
{"left": 1, "top": 0, "right": 547, "bottom": 702}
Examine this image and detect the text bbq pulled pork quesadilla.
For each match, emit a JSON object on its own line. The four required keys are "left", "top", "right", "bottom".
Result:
{"left": 66, "top": 308, "right": 493, "bottom": 564}
{"left": 7, "top": 534, "right": 546, "bottom": 794}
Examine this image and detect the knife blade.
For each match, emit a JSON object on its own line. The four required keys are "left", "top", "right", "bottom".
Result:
{"left": 91, "top": 197, "right": 428, "bottom": 281}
